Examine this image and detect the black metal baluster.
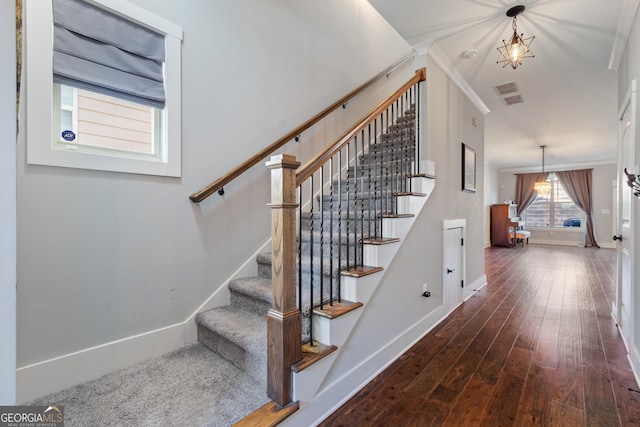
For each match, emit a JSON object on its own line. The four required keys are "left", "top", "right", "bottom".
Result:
{"left": 353, "top": 136, "right": 359, "bottom": 268}
{"left": 391, "top": 100, "right": 398, "bottom": 214}
{"left": 416, "top": 82, "right": 421, "bottom": 176}
{"left": 360, "top": 129, "right": 366, "bottom": 266}
{"left": 298, "top": 186, "right": 302, "bottom": 314}
{"left": 345, "top": 141, "right": 351, "bottom": 271}
{"left": 337, "top": 149, "right": 343, "bottom": 303}
{"left": 384, "top": 106, "right": 391, "bottom": 215}
{"left": 403, "top": 90, "right": 409, "bottom": 194}
{"left": 309, "top": 176, "right": 314, "bottom": 345}
{"left": 367, "top": 124, "right": 372, "bottom": 240}
{"left": 374, "top": 117, "right": 380, "bottom": 239}
{"left": 329, "top": 157, "right": 334, "bottom": 306}
{"left": 319, "top": 166, "right": 324, "bottom": 311}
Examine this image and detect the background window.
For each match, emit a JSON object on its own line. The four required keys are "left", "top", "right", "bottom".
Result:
{"left": 26, "top": 0, "right": 182, "bottom": 177}
{"left": 54, "top": 84, "right": 158, "bottom": 156}
{"left": 524, "top": 173, "right": 583, "bottom": 228}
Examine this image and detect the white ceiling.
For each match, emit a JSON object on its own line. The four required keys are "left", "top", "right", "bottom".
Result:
{"left": 368, "top": 0, "right": 632, "bottom": 170}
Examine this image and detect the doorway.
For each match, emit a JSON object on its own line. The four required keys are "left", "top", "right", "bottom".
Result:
{"left": 443, "top": 219, "right": 465, "bottom": 315}
{"left": 614, "top": 80, "right": 636, "bottom": 347}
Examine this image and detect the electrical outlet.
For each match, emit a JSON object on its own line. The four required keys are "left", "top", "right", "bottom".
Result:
{"left": 422, "top": 283, "right": 428, "bottom": 293}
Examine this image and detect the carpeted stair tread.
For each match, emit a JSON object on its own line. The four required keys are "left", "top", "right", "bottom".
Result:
{"left": 229, "top": 277, "right": 272, "bottom": 306}
{"left": 196, "top": 306, "right": 266, "bottom": 352}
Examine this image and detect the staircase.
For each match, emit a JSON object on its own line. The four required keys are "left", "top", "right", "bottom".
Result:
{"left": 193, "top": 100, "right": 435, "bottom": 424}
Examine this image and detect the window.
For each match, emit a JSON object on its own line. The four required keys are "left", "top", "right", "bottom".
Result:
{"left": 26, "top": 0, "right": 183, "bottom": 177}
{"left": 53, "top": 84, "right": 159, "bottom": 157}
{"left": 524, "top": 173, "right": 584, "bottom": 228}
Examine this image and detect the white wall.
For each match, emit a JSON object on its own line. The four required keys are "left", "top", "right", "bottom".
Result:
{"left": 0, "top": 0, "right": 17, "bottom": 405}
{"left": 17, "top": 0, "right": 416, "bottom": 401}
{"left": 497, "top": 163, "right": 617, "bottom": 248}
{"left": 619, "top": 3, "right": 640, "bottom": 382}
{"left": 484, "top": 162, "right": 500, "bottom": 247}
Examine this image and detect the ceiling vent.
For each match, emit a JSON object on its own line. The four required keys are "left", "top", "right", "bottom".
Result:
{"left": 494, "top": 81, "right": 524, "bottom": 106}
{"left": 494, "top": 81, "right": 519, "bottom": 96}
{"left": 503, "top": 94, "right": 524, "bottom": 105}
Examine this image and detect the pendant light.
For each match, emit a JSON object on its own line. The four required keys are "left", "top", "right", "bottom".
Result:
{"left": 497, "top": 5, "right": 535, "bottom": 70}
{"left": 534, "top": 145, "right": 551, "bottom": 197}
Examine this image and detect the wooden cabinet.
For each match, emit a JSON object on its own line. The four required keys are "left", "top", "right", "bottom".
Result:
{"left": 490, "top": 204, "right": 518, "bottom": 247}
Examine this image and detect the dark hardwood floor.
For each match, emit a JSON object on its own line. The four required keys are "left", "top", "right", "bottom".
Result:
{"left": 320, "top": 245, "right": 640, "bottom": 426}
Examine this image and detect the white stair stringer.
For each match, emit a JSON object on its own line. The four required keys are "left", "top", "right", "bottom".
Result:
{"left": 291, "top": 170, "right": 435, "bottom": 404}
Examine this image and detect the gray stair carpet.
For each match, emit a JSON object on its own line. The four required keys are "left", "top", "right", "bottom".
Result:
{"left": 28, "top": 343, "right": 269, "bottom": 427}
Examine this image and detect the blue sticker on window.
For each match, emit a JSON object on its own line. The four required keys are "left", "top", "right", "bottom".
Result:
{"left": 61, "top": 130, "right": 76, "bottom": 141}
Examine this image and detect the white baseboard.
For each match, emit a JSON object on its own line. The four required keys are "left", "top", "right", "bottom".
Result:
{"left": 629, "top": 343, "right": 640, "bottom": 389}
{"left": 529, "top": 238, "right": 582, "bottom": 247}
{"left": 17, "top": 239, "right": 273, "bottom": 403}
{"left": 529, "top": 239, "right": 614, "bottom": 249}
{"left": 464, "top": 274, "right": 487, "bottom": 301}
{"left": 17, "top": 321, "right": 188, "bottom": 403}
{"left": 281, "top": 307, "right": 447, "bottom": 427}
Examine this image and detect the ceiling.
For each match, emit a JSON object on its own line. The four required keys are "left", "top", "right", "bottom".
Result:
{"left": 368, "top": 0, "right": 632, "bottom": 170}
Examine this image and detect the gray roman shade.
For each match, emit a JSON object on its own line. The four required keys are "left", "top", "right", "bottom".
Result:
{"left": 53, "top": 0, "right": 165, "bottom": 108}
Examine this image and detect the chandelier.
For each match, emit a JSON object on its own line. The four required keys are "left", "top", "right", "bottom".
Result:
{"left": 534, "top": 145, "right": 551, "bottom": 197}
{"left": 497, "top": 5, "right": 535, "bottom": 70}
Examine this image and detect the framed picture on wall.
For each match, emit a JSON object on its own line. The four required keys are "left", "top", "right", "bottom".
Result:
{"left": 462, "top": 143, "right": 476, "bottom": 193}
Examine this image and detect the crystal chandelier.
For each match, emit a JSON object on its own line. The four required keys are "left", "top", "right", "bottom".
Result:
{"left": 497, "top": 5, "right": 535, "bottom": 70}
{"left": 534, "top": 145, "right": 551, "bottom": 197}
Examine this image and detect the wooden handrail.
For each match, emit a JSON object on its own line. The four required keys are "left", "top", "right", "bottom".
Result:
{"left": 189, "top": 53, "right": 415, "bottom": 202}
{"left": 295, "top": 68, "right": 426, "bottom": 186}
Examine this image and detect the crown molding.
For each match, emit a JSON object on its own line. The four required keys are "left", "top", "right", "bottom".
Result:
{"left": 500, "top": 160, "right": 617, "bottom": 174}
{"left": 608, "top": 0, "right": 640, "bottom": 70}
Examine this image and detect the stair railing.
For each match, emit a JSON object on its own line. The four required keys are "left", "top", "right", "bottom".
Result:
{"left": 267, "top": 68, "right": 426, "bottom": 407}
{"left": 189, "top": 53, "right": 414, "bottom": 203}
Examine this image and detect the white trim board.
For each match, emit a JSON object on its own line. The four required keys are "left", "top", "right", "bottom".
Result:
{"left": 413, "top": 42, "right": 489, "bottom": 116}
{"left": 0, "top": 0, "right": 17, "bottom": 405}
{"left": 281, "top": 307, "right": 447, "bottom": 427}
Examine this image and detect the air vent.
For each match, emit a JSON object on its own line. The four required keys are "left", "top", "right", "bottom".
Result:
{"left": 494, "top": 81, "right": 519, "bottom": 96}
{"left": 503, "top": 94, "right": 524, "bottom": 105}
{"left": 494, "top": 81, "right": 524, "bottom": 106}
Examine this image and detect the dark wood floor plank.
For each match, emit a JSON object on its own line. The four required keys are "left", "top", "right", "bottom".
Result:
{"left": 480, "top": 371, "right": 526, "bottom": 426}
{"left": 504, "top": 346, "right": 533, "bottom": 379}
{"left": 549, "top": 400, "right": 585, "bottom": 426}
{"left": 552, "top": 264, "right": 583, "bottom": 410}
{"left": 583, "top": 365, "right": 620, "bottom": 426}
{"left": 607, "top": 362, "right": 640, "bottom": 426}
{"left": 443, "top": 376, "right": 495, "bottom": 426}
{"left": 319, "top": 246, "right": 640, "bottom": 427}
{"left": 513, "top": 362, "right": 555, "bottom": 426}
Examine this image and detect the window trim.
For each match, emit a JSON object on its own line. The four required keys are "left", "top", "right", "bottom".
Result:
{"left": 26, "top": 0, "right": 183, "bottom": 177}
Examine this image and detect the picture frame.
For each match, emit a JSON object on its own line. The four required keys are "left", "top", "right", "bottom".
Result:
{"left": 462, "top": 143, "right": 476, "bottom": 193}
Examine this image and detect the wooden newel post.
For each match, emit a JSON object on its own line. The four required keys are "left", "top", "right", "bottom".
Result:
{"left": 266, "top": 154, "right": 302, "bottom": 407}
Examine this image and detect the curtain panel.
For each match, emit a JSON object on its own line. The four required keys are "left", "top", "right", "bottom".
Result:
{"left": 515, "top": 172, "right": 549, "bottom": 217}
{"left": 556, "top": 169, "right": 599, "bottom": 248}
